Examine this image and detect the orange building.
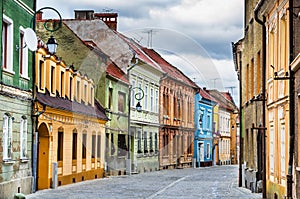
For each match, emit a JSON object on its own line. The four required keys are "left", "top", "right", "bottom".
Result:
{"left": 35, "top": 47, "right": 107, "bottom": 189}
{"left": 143, "top": 48, "right": 198, "bottom": 169}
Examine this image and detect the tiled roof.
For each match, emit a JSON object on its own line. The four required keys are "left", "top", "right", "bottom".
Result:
{"left": 199, "top": 88, "right": 217, "bottom": 104}
{"left": 37, "top": 92, "right": 108, "bottom": 120}
{"left": 142, "top": 48, "right": 198, "bottom": 88}
{"left": 205, "top": 89, "right": 233, "bottom": 111}
{"left": 114, "top": 32, "right": 163, "bottom": 72}
{"left": 106, "top": 61, "right": 129, "bottom": 84}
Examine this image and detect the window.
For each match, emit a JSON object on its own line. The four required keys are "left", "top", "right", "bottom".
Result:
{"left": 57, "top": 131, "right": 63, "bottom": 161}
{"left": 82, "top": 133, "right": 87, "bottom": 159}
{"left": 172, "top": 134, "right": 177, "bottom": 155}
{"left": 207, "top": 115, "right": 211, "bottom": 129}
{"left": 51, "top": 66, "right": 55, "bottom": 94}
{"left": 2, "top": 15, "right": 13, "bottom": 71}
{"left": 76, "top": 80, "right": 80, "bottom": 101}
{"left": 206, "top": 143, "right": 210, "bottom": 159}
{"left": 150, "top": 88, "right": 154, "bottom": 112}
{"left": 110, "top": 133, "right": 115, "bottom": 155}
{"left": 39, "top": 60, "right": 45, "bottom": 90}
{"left": 155, "top": 90, "right": 159, "bottom": 113}
{"left": 97, "top": 135, "right": 101, "bottom": 158}
{"left": 137, "top": 131, "right": 142, "bottom": 153}
{"left": 3, "top": 114, "right": 13, "bottom": 160}
{"left": 92, "top": 134, "right": 96, "bottom": 159}
{"left": 270, "top": 127, "right": 274, "bottom": 173}
{"left": 108, "top": 88, "right": 113, "bottom": 109}
{"left": 84, "top": 84, "right": 87, "bottom": 103}
{"left": 149, "top": 132, "right": 153, "bottom": 153}
{"left": 280, "top": 125, "right": 285, "bottom": 176}
{"left": 19, "top": 27, "right": 28, "bottom": 77}
{"left": 199, "top": 114, "right": 203, "bottom": 129}
{"left": 144, "top": 85, "right": 148, "bottom": 110}
{"left": 144, "top": 132, "right": 148, "bottom": 154}
{"left": 117, "top": 134, "right": 126, "bottom": 156}
{"left": 163, "top": 134, "right": 169, "bottom": 156}
{"left": 118, "top": 92, "right": 125, "bottom": 112}
{"left": 90, "top": 86, "right": 94, "bottom": 105}
{"left": 69, "top": 77, "right": 72, "bottom": 99}
{"left": 61, "top": 71, "right": 65, "bottom": 97}
{"left": 72, "top": 130, "right": 77, "bottom": 160}
{"left": 20, "top": 116, "right": 28, "bottom": 159}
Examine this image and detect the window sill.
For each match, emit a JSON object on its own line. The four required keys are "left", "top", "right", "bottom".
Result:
{"left": 20, "top": 75, "right": 30, "bottom": 81}
{"left": 3, "top": 68, "right": 15, "bottom": 75}
{"left": 3, "top": 159, "right": 15, "bottom": 164}
{"left": 20, "top": 158, "right": 29, "bottom": 163}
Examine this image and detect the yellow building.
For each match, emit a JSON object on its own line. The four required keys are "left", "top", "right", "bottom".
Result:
{"left": 260, "top": 0, "right": 290, "bottom": 198}
{"left": 35, "top": 47, "right": 108, "bottom": 190}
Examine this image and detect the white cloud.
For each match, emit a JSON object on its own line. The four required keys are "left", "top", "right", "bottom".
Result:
{"left": 37, "top": 0, "right": 242, "bottom": 103}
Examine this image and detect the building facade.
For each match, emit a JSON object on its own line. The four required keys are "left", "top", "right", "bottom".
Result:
{"left": 194, "top": 88, "right": 216, "bottom": 167}
{"left": 35, "top": 47, "right": 108, "bottom": 189}
{"left": 233, "top": 0, "right": 265, "bottom": 193}
{"left": 36, "top": 16, "right": 130, "bottom": 176}
{"left": 0, "top": 1, "right": 35, "bottom": 198}
{"left": 259, "top": 0, "right": 291, "bottom": 198}
{"left": 143, "top": 48, "right": 197, "bottom": 170}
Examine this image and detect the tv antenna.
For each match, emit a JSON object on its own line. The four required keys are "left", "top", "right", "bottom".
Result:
{"left": 142, "top": 29, "right": 158, "bottom": 48}
{"left": 224, "top": 86, "right": 236, "bottom": 94}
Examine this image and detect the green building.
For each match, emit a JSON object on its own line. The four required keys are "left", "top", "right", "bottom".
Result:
{"left": 0, "top": 0, "right": 36, "bottom": 198}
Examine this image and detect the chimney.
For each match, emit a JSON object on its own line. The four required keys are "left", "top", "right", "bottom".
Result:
{"left": 74, "top": 10, "right": 94, "bottom": 20}
{"left": 94, "top": 12, "right": 118, "bottom": 31}
{"left": 36, "top": 11, "right": 43, "bottom": 21}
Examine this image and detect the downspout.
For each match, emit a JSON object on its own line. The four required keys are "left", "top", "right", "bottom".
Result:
{"left": 1, "top": 0, "right": 3, "bottom": 83}
{"left": 287, "top": 0, "right": 295, "bottom": 197}
{"left": 31, "top": 0, "right": 38, "bottom": 193}
{"left": 239, "top": 51, "right": 243, "bottom": 187}
{"left": 254, "top": 1, "right": 266, "bottom": 198}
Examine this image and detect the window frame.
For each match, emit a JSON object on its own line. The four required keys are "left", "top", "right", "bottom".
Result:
{"left": 20, "top": 116, "right": 28, "bottom": 159}
{"left": 19, "top": 26, "right": 29, "bottom": 79}
{"left": 3, "top": 113, "right": 13, "bottom": 160}
{"left": 2, "top": 15, "right": 14, "bottom": 73}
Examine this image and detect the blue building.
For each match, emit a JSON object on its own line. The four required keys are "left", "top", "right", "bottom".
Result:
{"left": 194, "top": 88, "right": 216, "bottom": 167}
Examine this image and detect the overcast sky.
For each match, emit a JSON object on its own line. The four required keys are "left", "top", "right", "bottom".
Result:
{"left": 37, "top": 0, "right": 243, "bottom": 104}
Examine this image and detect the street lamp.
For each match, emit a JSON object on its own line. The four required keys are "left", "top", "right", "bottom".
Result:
{"left": 46, "top": 35, "right": 58, "bottom": 54}
{"left": 32, "top": 6, "right": 62, "bottom": 192}
{"left": 126, "top": 56, "right": 144, "bottom": 175}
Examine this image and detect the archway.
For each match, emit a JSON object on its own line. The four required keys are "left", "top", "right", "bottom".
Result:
{"left": 37, "top": 123, "right": 50, "bottom": 190}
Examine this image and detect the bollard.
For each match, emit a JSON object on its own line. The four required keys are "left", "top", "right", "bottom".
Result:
{"left": 52, "top": 162, "right": 58, "bottom": 189}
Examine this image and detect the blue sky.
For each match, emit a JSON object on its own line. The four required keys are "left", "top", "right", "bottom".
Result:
{"left": 37, "top": 0, "right": 243, "bottom": 104}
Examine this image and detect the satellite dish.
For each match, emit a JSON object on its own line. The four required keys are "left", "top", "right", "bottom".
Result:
{"left": 24, "top": 28, "right": 37, "bottom": 51}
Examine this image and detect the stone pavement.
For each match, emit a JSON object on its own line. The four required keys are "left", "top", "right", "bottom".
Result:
{"left": 26, "top": 165, "right": 262, "bottom": 199}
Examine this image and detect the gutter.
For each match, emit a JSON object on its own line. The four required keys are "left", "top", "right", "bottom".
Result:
{"left": 287, "top": 0, "right": 295, "bottom": 198}
{"left": 254, "top": 1, "right": 267, "bottom": 198}
{"left": 31, "top": 0, "right": 38, "bottom": 193}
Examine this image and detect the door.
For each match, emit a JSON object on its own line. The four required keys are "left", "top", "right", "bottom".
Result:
{"left": 37, "top": 123, "right": 50, "bottom": 190}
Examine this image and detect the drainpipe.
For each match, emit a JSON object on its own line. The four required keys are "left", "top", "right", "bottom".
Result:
{"left": 254, "top": 1, "right": 266, "bottom": 198}
{"left": 1, "top": 0, "right": 3, "bottom": 83}
{"left": 31, "top": 0, "right": 38, "bottom": 193}
{"left": 287, "top": 0, "right": 295, "bottom": 198}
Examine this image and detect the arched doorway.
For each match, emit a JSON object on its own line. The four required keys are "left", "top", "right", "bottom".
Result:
{"left": 37, "top": 123, "right": 50, "bottom": 190}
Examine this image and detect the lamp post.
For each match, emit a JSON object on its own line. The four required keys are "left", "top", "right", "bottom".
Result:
{"left": 126, "top": 57, "right": 145, "bottom": 175}
{"left": 32, "top": 7, "right": 62, "bottom": 192}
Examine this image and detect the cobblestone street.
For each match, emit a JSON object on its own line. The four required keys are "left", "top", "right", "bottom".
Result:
{"left": 26, "top": 165, "right": 261, "bottom": 199}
